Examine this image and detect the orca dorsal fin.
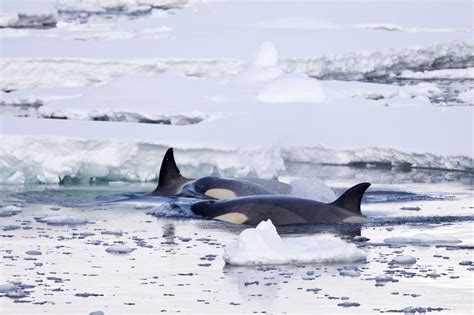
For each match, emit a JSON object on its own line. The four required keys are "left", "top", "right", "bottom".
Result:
{"left": 158, "top": 148, "right": 183, "bottom": 187}
{"left": 331, "top": 182, "right": 371, "bottom": 215}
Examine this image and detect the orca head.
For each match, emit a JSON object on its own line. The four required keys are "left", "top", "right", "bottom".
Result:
{"left": 190, "top": 199, "right": 217, "bottom": 217}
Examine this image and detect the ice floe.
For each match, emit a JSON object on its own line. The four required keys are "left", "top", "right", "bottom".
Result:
{"left": 35, "top": 215, "right": 89, "bottom": 225}
{"left": 105, "top": 244, "right": 135, "bottom": 254}
{"left": 1, "top": 41, "right": 472, "bottom": 90}
{"left": 384, "top": 233, "right": 462, "bottom": 245}
{"left": 223, "top": 220, "right": 367, "bottom": 266}
{"left": 0, "top": 205, "right": 23, "bottom": 217}
{"left": 101, "top": 228, "right": 123, "bottom": 236}
{"left": 0, "top": 283, "right": 18, "bottom": 293}
{"left": 0, "top": 135, "right": 471, "bottom": 184}
{"left": 390, "top": 255, "right": 417, "bottom": 265}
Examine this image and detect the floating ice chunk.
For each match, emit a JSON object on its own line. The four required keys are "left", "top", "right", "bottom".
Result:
{"left": 6, "top": 290, "right": 29, "bottom": 298}
{"left": 384, "top": 233, "right": 461, "bottom": 245}
{"left": 25, "top": 250, "right": 42, "bottom": 256}
{"left": 353, "top": 236, "right": 370, "bottom": 243}
{"left": 339, "top": 269, "right": 360, "bottom": 277}
{"left": 401, "top": 306, "right": 428, "bottom": 314}
{"left": 375, "top": 274, "right": 397, "bottom": 283}
{"left": 337, "top": 301, "right": 360, "bottom": 307}
{"left": 0, "top": 210, "right": 20, "bottom": 217}
{"left": 390, "top": 255, "right": 417, "bottom": 265}
{"left": 0, "top": 283, "right": 17, "bottom": 293}
{"left": 258, "top": 74, "right": 326, "bottom": 104}
{"left": 35, "top": 215, "right": 88, "bottom": 225}
{"left": 4, "top": 205, "right": 22, "bottom": 212}
{"left": 288, "top": 177, "right": 336, "bottom": 202}
{"left": 101, "top": 229, "right": 123, "bottom": 236}
{"left": 3, "top": 224, "right": 21, "bottom": 231}
{"left": 105, "top": 244, "right": 135, "bottom": 254}
{"left": 90, "top": 311, "right": 104, "bottom": 315}
{"left": 427, "top": 272, "right": 440, "bottom": 278}
{"left": 134, "top": 204, "right": 155, "bottom": 210}
{"left": 223, "top": 220, "right": 366, "bottom": 266}
{"left": 0, "top": 205, "right": 23, "bottom": 217}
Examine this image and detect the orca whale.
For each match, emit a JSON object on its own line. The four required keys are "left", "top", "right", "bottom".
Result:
{"left": 152, "top": 148, "right": 291, "bottom": 199}
{"left": 190, "top": 182, "right": 371, "bottom": 225}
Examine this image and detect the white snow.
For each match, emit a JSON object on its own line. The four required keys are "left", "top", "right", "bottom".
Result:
{"left": 384, "top": 233, "right": 462, "bottom": 245}
{"left": 105, "top": 244, "right": 135, "bottom": 254}
{"left": 390, "top": 255, "right": 417, "bottom": 265}
{"left": 223, "top": 220, "right": 367, "bottom": 266}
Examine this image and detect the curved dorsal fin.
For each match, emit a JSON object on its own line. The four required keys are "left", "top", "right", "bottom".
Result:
{"left": 331, "top": 182, "right": 371, "bottom": 215}
{"left": 158, "top": 148, "right": 183, "bottom": 187}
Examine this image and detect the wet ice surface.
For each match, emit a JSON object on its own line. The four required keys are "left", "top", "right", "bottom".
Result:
{"left": 0, "top": 170, "right": 473, "bottom": 314}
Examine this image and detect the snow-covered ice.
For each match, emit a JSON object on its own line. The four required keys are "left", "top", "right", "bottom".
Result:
{"left": 223, "top": 220, "right": 366, "bottom": 266}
